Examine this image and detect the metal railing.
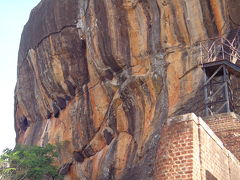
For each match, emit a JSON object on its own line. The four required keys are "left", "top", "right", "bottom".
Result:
{"left": 200, "top": 28, "right": 240, "bottom": 65}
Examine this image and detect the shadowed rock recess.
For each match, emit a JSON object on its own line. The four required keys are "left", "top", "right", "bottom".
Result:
{"left": 14, "top": 0, "right": 240, "bottom": 179}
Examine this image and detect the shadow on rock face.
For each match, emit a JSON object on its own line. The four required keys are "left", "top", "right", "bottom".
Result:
{"left": 228, "top": 0, "right": 240, "bottom": 27}
{"left": 171, "top": 77, "right": 205, "bottom": 118}
{"left": 20, "top": 116, "right": 29, "bottom": 131}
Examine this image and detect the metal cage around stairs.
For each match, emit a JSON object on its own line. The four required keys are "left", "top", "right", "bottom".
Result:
{"left": 200, "top": 28, "right": 240, "bottom": 116}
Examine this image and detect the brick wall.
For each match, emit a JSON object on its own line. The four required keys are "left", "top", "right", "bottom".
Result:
{"left": 204, "top": 113, "right": 240, "bottom": 161}
{"left": 155, "top": 113, "right": 240, "bottom": 180}
{"left": 154, "top": 114, "right": 201, "bottom": 180}
{"left": 199, "top": 119, "right": 230, "bottom": 180}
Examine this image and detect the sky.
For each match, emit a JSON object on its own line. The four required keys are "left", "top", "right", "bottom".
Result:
{"left": 0, "top": 0, "right": 41, "bottom": 153}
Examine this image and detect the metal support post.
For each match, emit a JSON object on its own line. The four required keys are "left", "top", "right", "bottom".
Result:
{"left": 223, "top": 65, "right": 230, "bottom": 112}
{"left": 203, "top": 68, "right": 209, "bottom": 116}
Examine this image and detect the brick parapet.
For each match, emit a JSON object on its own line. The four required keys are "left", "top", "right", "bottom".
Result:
{"left": 155, "top": 113, "right": 200, "bottom": 179}
{"left": 155, "top": 113, "right": 240, "bottom": 180}
{"left": 204, "top": 112, "right": 240, "bottom": 161}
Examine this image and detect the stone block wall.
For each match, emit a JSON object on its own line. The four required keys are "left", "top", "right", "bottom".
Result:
{"left": 155, "top": 113, "right": 240, "bottom": 180}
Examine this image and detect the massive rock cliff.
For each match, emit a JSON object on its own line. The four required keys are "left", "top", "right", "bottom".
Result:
{"left": 14, "top": 0, "right": 240, "bottom": 179}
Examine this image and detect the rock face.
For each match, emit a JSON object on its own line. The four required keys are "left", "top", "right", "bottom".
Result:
{"left": 14, "top": 0, "right": 240, "bottom": 179}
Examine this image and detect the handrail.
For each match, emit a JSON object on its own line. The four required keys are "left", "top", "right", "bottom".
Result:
{"left": 200, "top": 28, "right": 240, "bottom": 65}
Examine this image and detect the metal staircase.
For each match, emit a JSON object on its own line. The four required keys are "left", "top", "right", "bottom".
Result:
{"left": 200, "top": 28, "right": 240, "bottom": 116}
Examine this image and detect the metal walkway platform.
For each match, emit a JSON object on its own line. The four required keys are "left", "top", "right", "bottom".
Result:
{"left": 203, "top": 60, "right": 240, "bottom": 77}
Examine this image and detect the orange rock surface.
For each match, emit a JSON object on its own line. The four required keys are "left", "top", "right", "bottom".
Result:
{"left": 14, "top": 0, "right": 240, "bottom": 179}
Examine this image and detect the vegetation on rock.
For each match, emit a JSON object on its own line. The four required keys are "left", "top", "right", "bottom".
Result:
{"left": 0, "top": 144, "right": 61, "bottom": 180}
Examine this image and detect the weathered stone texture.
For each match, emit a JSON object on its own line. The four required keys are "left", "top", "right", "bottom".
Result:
{"left": 14, "top": 0, "right": 240, "bottom": 179}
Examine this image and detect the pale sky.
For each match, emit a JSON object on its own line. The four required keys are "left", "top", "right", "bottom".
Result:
{"left": 0, "top": 0, "right": 41, "bottom": 152}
